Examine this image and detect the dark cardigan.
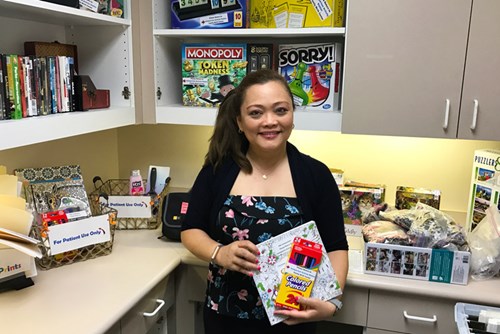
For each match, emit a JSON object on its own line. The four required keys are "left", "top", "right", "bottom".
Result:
{"left": 182, "top": 142, "right": 348, "bottom": 252}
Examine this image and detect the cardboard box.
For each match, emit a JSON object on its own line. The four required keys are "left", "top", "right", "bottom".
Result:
{"left": 278, "top": 42, "right": 342, "bottom": 111}
{"left": 0, "top": 248, "right": 37, "bottom": 280}
{"left": 171, "top": 0, "right": 248, "bottom": 29}
{"left": 466, "top": 149, "right": 500, "bottom": 232}
{"left": 364, "top": 242, "right": 470, "bottom": 285}
{"left": 249, "top": 0, "right": 344, "bottom": 28}
{"left": 181, "top": 43, "right": 248, "bottom": 107}
{"left": 247, "top": 43, "right": 275, "bottom": 72}
{"left": 395, "top": 186, "right": 441, "bottom": 210}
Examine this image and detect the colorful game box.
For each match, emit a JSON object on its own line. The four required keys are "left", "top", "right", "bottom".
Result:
{"left": 466, "top": 149, "right": 500, "bottom": 232}
{"left": 249, "top": 0, "right": 344, "bottom": 28}
{"left": 395, "top": 186, "right": 441, "bottom": 210}
{"left": 247, "top": 43, "right": 274, "bottom": 72}
{"left": 181, "top": 43, "right": 248, "bottom": 107}
{"left": 278, "top": 42, "right": 342, "bottom": 111}
{"left": 275, "top": 237, "right": 322, "bottom": 310}
{"left": 171, "top": 0, "right": 248, "bottom": 29}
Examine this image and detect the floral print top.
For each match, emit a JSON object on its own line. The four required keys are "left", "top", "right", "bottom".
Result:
{"left": 206, "top": 195, "right": 305, "bottom": 320}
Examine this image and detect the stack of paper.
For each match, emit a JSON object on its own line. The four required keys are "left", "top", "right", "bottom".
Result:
{"left": 0, "top": 169, "right": 41, "bottom": 281}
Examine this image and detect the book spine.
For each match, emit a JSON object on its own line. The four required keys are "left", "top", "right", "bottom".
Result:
{"left": 55, "top": 56, "right": 62, "bottom": 112}
{"left": 25, "top": 56, "right": 37, "bottom": 117}
{"left": 68, "top": 57, "right": 75, "bottom": 112}
{"left": 18, "top": 55, "right": 27, "bottom": 118}
{"left": 0, "top": 54, "right": 6, "bottom": 120}
{"left": 10, "top": 55, "right": 23, "bottom": 119}
{"left": 39, "top": 57, "right": 48, "bottom": 116}
{"left": 48, "top": 56, "right": 58, "bottom": 114}
{"left": 33, "top": 57, "right": 42, "bottom": 116}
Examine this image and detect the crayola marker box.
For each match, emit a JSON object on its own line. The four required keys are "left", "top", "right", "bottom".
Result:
{"left": 275, "top": 237, "right": 322, "bottom": 310}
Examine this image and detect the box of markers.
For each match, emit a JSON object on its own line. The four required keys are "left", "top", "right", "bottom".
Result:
{"left": 275, "top": 237, "right": 322, "bottom": 310}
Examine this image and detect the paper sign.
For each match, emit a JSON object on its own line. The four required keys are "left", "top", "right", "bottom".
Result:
{"left": 48, "top": 215, "right": 111, "bottom": 255}
{"left": 101, "top": 195, "right": 152, "bottom": 218}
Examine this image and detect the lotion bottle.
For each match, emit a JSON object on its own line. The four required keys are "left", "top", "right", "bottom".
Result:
{"left": 129, "top": 170, "right": 144, "bottom": 195}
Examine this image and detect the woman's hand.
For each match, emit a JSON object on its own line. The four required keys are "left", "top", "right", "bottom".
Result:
{"left": 273, "top": 296, "right": 336, "bottom": 325}
{"left": 215, "top": 240, "right": 260, "bottom": 276}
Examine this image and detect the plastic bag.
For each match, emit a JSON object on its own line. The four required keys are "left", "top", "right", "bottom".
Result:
{"left": 469, "top": 206, "right": 500, "bottom": 280}
{"left": 362, "top": 220, "right": 411, "bottom": 245}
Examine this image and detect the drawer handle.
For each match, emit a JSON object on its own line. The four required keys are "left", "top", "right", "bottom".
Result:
{"left": 143, "top": 299, "right": 166, "bottom": 317}
{"left": 403, "top": 310, "right": 437, "bottom": 323}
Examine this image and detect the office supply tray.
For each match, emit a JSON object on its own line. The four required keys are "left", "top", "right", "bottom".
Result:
{"left": 90, "top": 177, "right": 160, "bottom": 230}
{"left": 455, "top": 302, "right": 500, "bottom": 334}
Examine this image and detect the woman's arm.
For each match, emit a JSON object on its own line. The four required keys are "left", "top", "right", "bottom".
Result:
{"left": 181, "top": 229, "right": 260, "bottom": 276}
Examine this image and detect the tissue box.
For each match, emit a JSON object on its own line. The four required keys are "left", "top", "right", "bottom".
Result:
{"left": 364, "top": 242, "right": 470, "bottom": 285}
{"left": 171, "top": 0, "right": 248, "bottom": 29}
{"left": 466, "top": 149, "right": 500, "bottom": 232}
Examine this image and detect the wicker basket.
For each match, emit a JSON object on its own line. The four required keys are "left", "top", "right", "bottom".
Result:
{"left": 90, "top": 178, "right": 161, "bottom": 230}
{"left": 31, "top": 204, "right": 117, "bottom": 270}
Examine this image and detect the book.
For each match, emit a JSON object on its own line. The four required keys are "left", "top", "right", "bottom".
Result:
{"left": 252, "top": 221, "right": 342, "bottom": 325}
{"left": 278, "top": 42, "right": 342, "bottom": 111}
{"left": 10, "top": 55, "right": 23, "bottom": 119}
{"left": 181, "top": 43, "right": 248, "bottom": 107}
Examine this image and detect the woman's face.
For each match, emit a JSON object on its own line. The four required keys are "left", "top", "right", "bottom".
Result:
{"left": 237, "top": 81, "right": 294, "bottom": 154}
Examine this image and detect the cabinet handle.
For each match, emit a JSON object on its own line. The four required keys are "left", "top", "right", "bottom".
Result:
{"left": 143, "top": 299, "right": 166, "bottom": 317}
{"left": 470, "top": 99, "right": 479, "bottom": 130}
{"left": 403, "top": 310, "right": 437, "bottom": 323}
{"left": 442, "top": 99, "right": 450, "bottom": 130}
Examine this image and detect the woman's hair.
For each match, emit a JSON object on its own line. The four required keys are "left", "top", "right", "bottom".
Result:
{"left": 204, "top": 69, "right": 294, "bottom": 172}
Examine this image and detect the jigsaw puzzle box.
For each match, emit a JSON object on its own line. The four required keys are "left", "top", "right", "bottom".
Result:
{"left": 466, "top": 148, "right": 500, "bottom": 232}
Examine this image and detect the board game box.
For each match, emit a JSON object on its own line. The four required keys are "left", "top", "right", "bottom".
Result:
{"left": 466, "top": 149, "right": 500, "bottom": 232}
{"left": 181, "top": 43, "right": 248, "bottom": 107}
{"left": 171, "top": 0, "right": 248, "bottom": 29}
{"left": 278, "top": 42, "right": 342, "bottom": 111}
{"left": 247, "top": 43, "right": 274, "bottom": 72}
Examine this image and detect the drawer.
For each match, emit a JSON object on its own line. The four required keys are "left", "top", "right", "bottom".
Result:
{"left": 121, "top": 274, "right": 175, "bottom": 334}
{"left": 331, "top": 286, "right": 369, "bottom": 327}
{"left": 367, "top": 289, "right": 456, "bottom": 334}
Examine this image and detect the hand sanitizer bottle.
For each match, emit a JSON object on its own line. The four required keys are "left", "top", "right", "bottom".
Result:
{"left": 129, "top": 170, "right": 144, "bottom": 195}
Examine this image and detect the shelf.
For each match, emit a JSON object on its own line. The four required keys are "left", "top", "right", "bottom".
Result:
{"left": 0, "top": 108, "right": 136, "bottom": 150}
{"left": 154, "top": 27, "right": 346, "bottom": 38}
{"left": 155, "top": 105, "right": 341, "bottom": 131}
{"left": 0, "top": 0, "right": 131, "bottom": 26}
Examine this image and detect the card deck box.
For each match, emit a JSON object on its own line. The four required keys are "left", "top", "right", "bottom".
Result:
{"left": 171, "top": 0, "right": 248, "bottom": 29}
{"left": 466, "top": 149, "right": 500, "bottom": 232}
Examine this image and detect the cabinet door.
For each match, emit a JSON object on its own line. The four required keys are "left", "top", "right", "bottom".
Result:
{"left": 342, "top": 0, "right": 471, "bottom": 138}
{"left": 458, "top": 0, "right": 500, "bottom": 140}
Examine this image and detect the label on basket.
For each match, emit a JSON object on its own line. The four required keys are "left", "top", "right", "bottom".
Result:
{"left": 48, "top": 215, "right": 111, "bottom": 255}
{"left": 100, "top": 195, "right": 152, "bottom": 219}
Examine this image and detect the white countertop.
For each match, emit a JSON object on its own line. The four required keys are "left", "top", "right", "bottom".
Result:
{"left": 1, "top": 227, "right": 499, "bottom": 334}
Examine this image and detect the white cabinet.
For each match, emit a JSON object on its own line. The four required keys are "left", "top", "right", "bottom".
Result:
{"left": 136, "top": 0, "right": 345, "bottom": 131}
{"left": 341, "top": 0, "right": 475, "bottom": 139}
{"left": 0, "top": 0, "right": 136, "bottom": 150}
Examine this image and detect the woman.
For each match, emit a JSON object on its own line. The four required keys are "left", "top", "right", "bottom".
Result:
{"left": 181, "top": 69, "right": 348, "bottom": 334}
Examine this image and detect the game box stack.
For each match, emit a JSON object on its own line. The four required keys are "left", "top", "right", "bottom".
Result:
{"left": 171, "top": 0, "right": 248, "bottom": 29}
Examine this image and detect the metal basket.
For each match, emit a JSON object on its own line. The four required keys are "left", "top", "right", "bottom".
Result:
{"left": 30, "top": 204, "right": 117, "bottom": 270}
{"left": 90, "top": 177, "right": 161, "bottom": 230}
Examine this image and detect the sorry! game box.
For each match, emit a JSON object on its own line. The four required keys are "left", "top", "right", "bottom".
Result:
{"left": 181, "top": 43, "right": 248, "bottom": 107}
